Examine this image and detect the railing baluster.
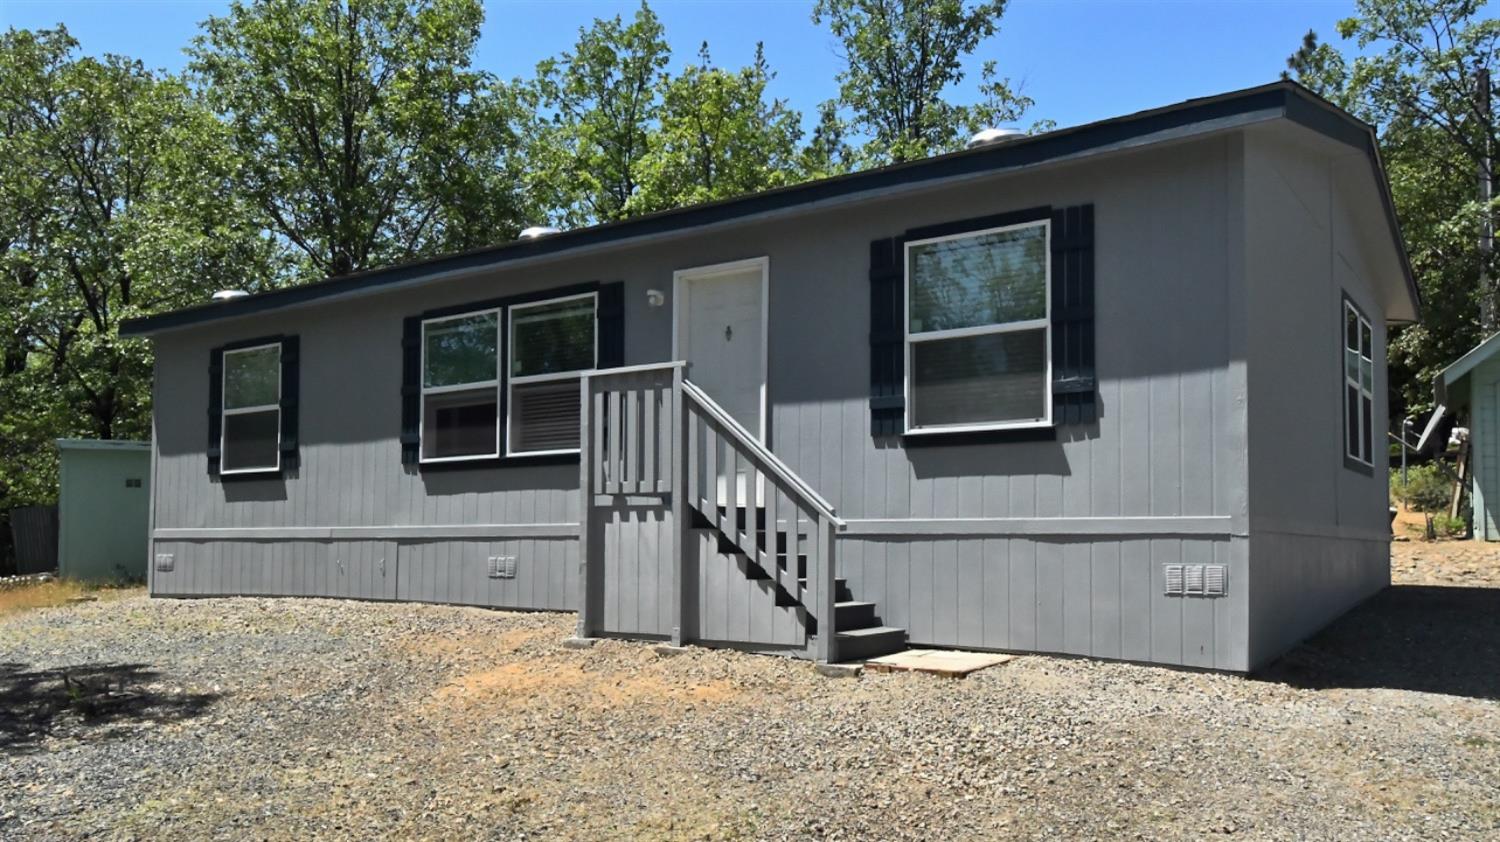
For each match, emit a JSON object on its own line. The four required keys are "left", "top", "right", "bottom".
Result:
{"left": 764, "top": 476, "right": 780, "bottom": 584}
{"left": 642, "top": 379, "right": 657, "bottom": 493}
{"left": 747, "top": 462, "right": 761, "bottom": 560}
{"left": 606, "top": 389, "right": 621, "bottom": 495}
{"left": 703, "top": 421, "right": 718, "bottom": 514}
{"left": 627, "top": 384, "right": 642, "bottom": 493}
{"left": 593, "top": 387, "right": 606, "bottom": 494}
{"left": 723, "top": 427, "right": 738, "bottom": 537}
{"left": 686, "top": 408, "right": 699, "bottom": 512}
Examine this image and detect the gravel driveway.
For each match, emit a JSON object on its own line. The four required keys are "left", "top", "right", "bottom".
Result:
{"left": 2, "top": 543, "right": 1498, "bottom": 840}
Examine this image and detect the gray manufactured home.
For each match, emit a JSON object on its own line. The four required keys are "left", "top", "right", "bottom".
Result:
{"left": 121, "top": 82, "right": 1419, "bottom": 671}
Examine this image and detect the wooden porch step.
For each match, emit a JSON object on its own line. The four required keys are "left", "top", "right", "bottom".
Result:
{"left": 835, "top": 626, "right": 907, "bottom": 661}
{"left": 835, "top": 600, "right": 878, "bottom": 628}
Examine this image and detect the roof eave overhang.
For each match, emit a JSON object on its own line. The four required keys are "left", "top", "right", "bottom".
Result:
{"left": 121, "top": 81, "right": 1417, "bottom": 337}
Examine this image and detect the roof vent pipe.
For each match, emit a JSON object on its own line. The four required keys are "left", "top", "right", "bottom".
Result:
{"left": 518, "top": 225, "right": 562, "bottom": 240}
{"left": 211, "top": 290, "right": 249, "bottom": 302}
{"left": 965, "top": 127, "right": 1025, "bottom": 149}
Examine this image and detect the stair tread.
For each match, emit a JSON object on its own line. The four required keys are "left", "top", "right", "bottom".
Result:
{"left": 835, "top": 600, "right": 875, "bottom": 608}
{"left": 836, "top": 625, "right": 905, "bottom": 638}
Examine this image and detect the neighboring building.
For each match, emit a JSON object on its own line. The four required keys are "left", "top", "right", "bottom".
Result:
{"left": 1429, "top": 333, "right": 1500, "bottom": 539}
{"left": 120, "top": 82, "right": 1419, "bottom": 671}
{"left": 56, "top": 439, "right": 152, "bottom": 581}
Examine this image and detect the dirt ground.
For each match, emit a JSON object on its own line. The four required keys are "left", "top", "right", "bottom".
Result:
{"left": 1, "top": 541, "right": 1497, "bottom": 840}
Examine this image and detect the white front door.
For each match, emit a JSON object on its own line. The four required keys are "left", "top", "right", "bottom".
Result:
{"left": 675, "top": 258, "right": 767, "bottom": 506}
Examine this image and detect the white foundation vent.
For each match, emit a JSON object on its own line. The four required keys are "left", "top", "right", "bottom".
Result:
{"left": 1164, "top": 564, "right": 1227, "bottom": 597}
{"left": 488, "top": 555, "right": 516, "bottom": 579}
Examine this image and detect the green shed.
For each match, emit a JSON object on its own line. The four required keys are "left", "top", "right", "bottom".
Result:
{"left": 56, "top": 439, "right": 151, "bottom": 581}
{"left": 1432, "top": 333, "right": 1500, "bottom": 539}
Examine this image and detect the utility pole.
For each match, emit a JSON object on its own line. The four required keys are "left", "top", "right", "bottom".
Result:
{"left": 1480, "top": 67, "right": 1495, "bottom": 332}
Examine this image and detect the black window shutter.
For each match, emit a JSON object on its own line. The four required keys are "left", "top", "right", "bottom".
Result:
{"left": 279, "top": 336, "right": 300, "bottom": 470}
{"left": 400, "top": 316, "right": 422, "bottom": 464}
{"left": 1051, "top": 204, "right": 1097, "bottom": 425}
{"left": 869, "top": 236, "right": 906, "bottom": 436}
{"left": 207, "top": 347, "right": 223, "bottom": 476}
{"left": 597, "top": 281, "right": 625, "bottom": 369}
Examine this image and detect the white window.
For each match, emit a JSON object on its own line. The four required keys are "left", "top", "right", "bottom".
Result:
{"left": 508, "top": 293, "right": 596, "bottom": 455}
{"left": 221, "top": 343, "right": 281, "bottom": 474}
{"left": 421, "top": 309, "right": 500, "bottom": 461}
{"left": 418, "top": 293, "right": 598, "bottom": 463}
{"left": 1344, "top": 299, "right": 1374, "bottom": 467}
{"left": 904, "top": 219, "right": 1051, "bottom": 433}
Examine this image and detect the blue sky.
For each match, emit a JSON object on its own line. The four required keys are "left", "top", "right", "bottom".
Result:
{"left": 1, "top": 0, "right": 1366, "bottom": 131}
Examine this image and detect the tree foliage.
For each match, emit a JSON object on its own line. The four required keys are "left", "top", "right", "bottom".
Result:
{"left": 812, "top": 0, "right": 1037, "bottom": 164}
{"left": 1284, "top": 0, "right": 1500, "bottom": 416}
{"left": 0, "top": 0, "right": 1040, "bottom": 564}
{"left": 0, "top": 26, "right": 274, "bottom": 517}
{"left": 630, "top": 43, "right": 804, "bottom": 214}
{"left": 189, "top": 0, "right": 535, "bottom": 277}
{"left": 532, "top": 2, "right": 671, "bottom": 225}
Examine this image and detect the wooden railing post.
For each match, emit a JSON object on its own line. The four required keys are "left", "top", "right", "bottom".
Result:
{"left": 576, "top": 373, "right": 594, "bottom": 639}
{"left": 817, "top": 514, "right": 838, "bottom": 664}
{"left": 669, "top": 366, "right": 687, "bottom": 646}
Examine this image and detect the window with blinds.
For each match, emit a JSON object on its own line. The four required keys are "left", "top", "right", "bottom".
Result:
{"left": 507, "top": 293, "right": 596, "bottom": 455}
{"left": 904, "top": 220, "right": 1051, "bottom": 432}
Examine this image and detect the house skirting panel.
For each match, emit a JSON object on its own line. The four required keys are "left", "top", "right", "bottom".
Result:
{"left": 149, "top": 536, "right": 578, "bottom": 611}
{"left": 836, "top": 534, "right": 1250, "bottom": 671}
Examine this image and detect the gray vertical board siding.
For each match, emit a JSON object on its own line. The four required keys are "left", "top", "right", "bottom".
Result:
{"left": 761, "top": 135, "right": 1238, "bottom": 530}
{"left": 596, "top": 504, "right": 673, "bottom": 637}
{"left": 117, "top": 135, "right": 1236, "bottom": 541}
{"left": 397, "top": 538, "right": 578, "bottom": 608}
{"left": 693, "top": 530, "right": 805, "bottom": 648}
{"left": 1242, "top": 127, "right": 1391, "bottom": 535}
{"left": 1241, "top": 126, "right": 1398, "bottom": 667}
{"left": 1245, "top": 531, "right": 1386, "bottom": 669}
{"left": 840, "top": 535, "right": 1243, "bottom": 668}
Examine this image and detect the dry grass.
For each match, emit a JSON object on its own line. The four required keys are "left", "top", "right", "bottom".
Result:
{"left": 0, "top": 579, "right": 142, "bottom": 619}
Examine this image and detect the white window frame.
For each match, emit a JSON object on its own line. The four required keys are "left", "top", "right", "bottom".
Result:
{"left": 1344, "top": 298, "right": 1375, "bottom": 468}
{"left": 903, "top": 218, "right": 1053, "bottom": 435}
{"left": 220, "top": 342, "right": 282, "bottom": 475}
{"left": 505, "top": 291, "right": 598, "bottom": 457}
{"left": 419, "top": 307, "right": 501, "bottom": 464}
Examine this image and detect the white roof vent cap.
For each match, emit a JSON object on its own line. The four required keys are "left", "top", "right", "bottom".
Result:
{"left": 211, "top": 289, "right": 249, "bottom": 302}
{"left": 519, "top": 225, "right": 562, "bottom": 240}
{"left": 966, "top": 127, "right": 1025, "bottom": 149}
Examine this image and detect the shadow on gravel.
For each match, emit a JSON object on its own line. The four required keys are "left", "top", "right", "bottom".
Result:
{"left": 0, "top": 662, "right": 219, "bottom": 753}
{"left": 1261, "top": 585, "right": 1500, "bottom": 701}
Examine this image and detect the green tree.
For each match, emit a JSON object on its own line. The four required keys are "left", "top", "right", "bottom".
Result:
{"left": 629, "top": 43, "right": 804, "bottom": 214}
{"left": 812, "top": 0, "right": 1037, "bottom": 164}
{"left": 1284, "top": 0, "right": 1500, "bottom": 415}
{"left": 189, "top": 0, "right": 535, "bottom": 278}
{"left": 799, "top": 100, "right": 855, "bottom": 179}
{"left": 0, "top": 26, "right": 273, "bottom": 526}
{"left": 532, "top": 1, "right": 670, "bottom": 225}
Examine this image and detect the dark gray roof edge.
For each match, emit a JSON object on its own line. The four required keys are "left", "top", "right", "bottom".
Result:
{"left": 121, "top": 80, "right": 1413, "bottom": 337}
